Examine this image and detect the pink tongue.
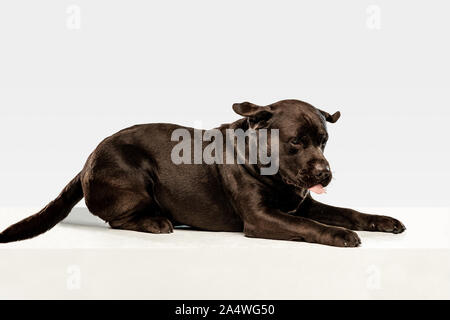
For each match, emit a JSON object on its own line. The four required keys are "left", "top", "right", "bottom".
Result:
{"left": 308, "top": 184, "right": 326, "bottom": 194}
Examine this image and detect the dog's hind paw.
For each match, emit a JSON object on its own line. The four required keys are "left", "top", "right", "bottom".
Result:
{"left": 144, "top": 216, "right": 174, "bottom": 234}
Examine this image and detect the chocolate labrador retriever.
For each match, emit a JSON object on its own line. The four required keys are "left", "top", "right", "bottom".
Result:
{"left": 0, "top": 99, "right": 405, "bottom": 247}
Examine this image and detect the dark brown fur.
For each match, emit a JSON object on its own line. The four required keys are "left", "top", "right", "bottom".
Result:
{"left": 0, "top": 99, "right": 405, "bottom": 247}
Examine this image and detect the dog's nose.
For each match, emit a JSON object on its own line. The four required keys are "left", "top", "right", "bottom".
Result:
{"left": 316, "top": 170, "right": 331, "bottom": 181}
{"left": 314, "top": 164, "right": 331, "bottom": 182}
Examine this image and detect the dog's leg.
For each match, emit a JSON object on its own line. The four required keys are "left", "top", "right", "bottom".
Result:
{"left": 109, "top": 214, "right": 174, "bottom": 234}
{"left": 295, "top": 196, "right": 406, "bottom": 233}
{"left": 243, "top": 208, "right": 361, "bottom": 247}
{"left": 223, "top": 169, "right": 361, "bottom": 247}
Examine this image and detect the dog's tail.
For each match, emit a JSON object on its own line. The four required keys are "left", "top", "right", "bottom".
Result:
{"left": 0, "top": 172, "right": 83, "bottom": 243}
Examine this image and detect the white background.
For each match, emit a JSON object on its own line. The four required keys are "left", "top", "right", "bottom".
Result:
{"left": 0, "top": 0, "right": 449, "bottom": 209}
{"left": 1, "top": 1, "right": 449, "bottom": 300}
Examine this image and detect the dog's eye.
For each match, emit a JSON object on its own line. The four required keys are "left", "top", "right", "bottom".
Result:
{"left": 291, "top": 136, "right": 306, "bottom": 145}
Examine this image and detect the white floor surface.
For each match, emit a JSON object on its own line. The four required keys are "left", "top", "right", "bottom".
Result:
{"left": 0, "top": 206, "right": 449, "bottom": 299}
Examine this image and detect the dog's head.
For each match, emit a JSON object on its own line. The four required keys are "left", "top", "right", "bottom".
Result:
{"left": 233, "top": 99, "right": 340, "bottom": 189}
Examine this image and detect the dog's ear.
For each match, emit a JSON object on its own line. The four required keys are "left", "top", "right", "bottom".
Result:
{"left": 232, "top": 102, "right": 273, "bottom": 128}
{"left": 233, "top": 102, "right": 263, "bottom": 116}
{"left": 318, "top": 109, "right": 341, "bottom": 123}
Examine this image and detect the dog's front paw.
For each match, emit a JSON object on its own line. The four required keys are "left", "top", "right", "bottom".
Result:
{"left": 368, "top": 215, "right": 406, "bottom": 234}
{"left": 321, "top": 227, "right": 361, "bottom": 247}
